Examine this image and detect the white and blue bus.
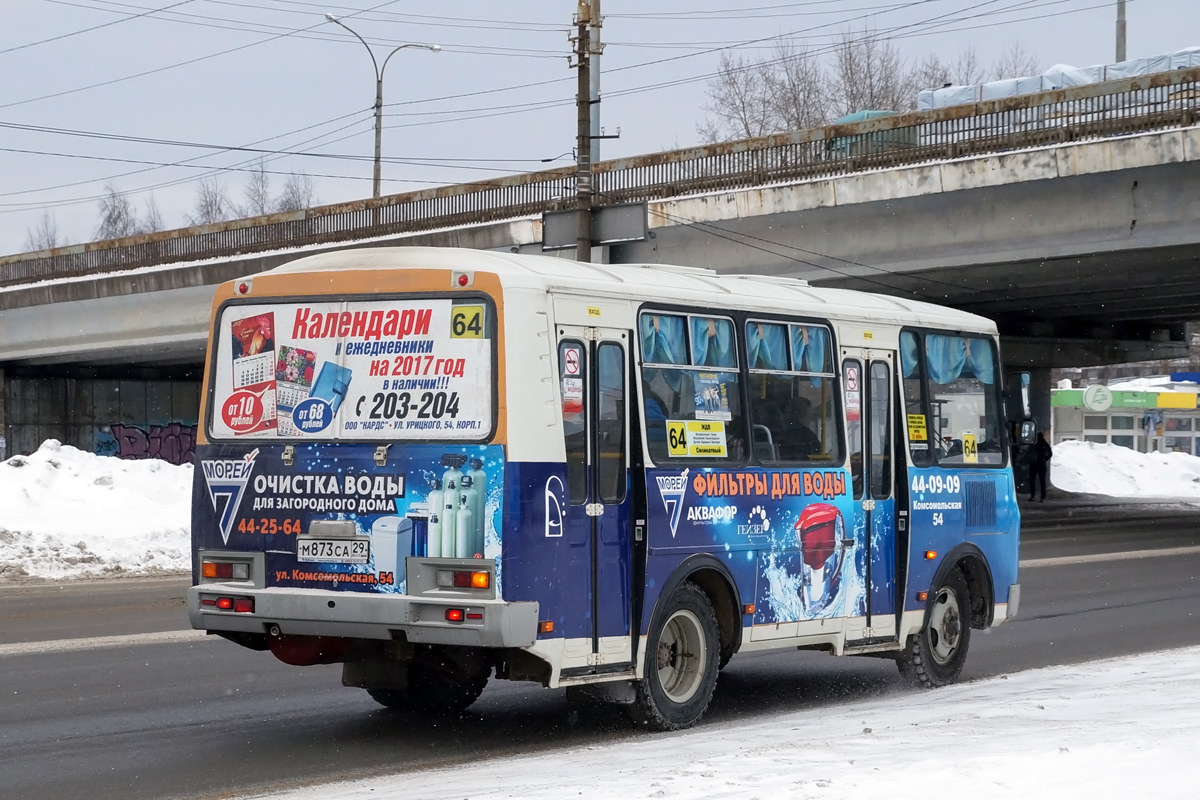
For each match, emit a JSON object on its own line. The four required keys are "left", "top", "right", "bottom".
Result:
{"left": 190, "top": 247, "right": 1021, "bottom": 730}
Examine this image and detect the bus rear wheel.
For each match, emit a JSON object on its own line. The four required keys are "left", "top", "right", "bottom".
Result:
{"left": 367, "top": 647, "right": 489, "bottom": 713}
{"left": 629, "top": 582, "right": 719, "bottom": 731}
{"left": 897, "top": 567, "right": 971, "bottom": 688}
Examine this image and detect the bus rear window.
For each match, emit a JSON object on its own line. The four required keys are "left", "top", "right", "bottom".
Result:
{"left": 208, "top": 298, "right": 493, "bottom": 441}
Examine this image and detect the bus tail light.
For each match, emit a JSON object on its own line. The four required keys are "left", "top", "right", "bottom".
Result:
{"left": 202, "top": 560, "right": 249, "bottom": 580}
{"left": 207, "top": 596, "right": 255, "bottom": 612}
{"left": 445, "top": 608, "right": 464, "bottom": 622}
{"left": 436, "top": 569, "right": 490, "bottom": 589}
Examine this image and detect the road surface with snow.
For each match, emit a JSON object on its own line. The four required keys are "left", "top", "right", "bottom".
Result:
{"left": 247, "top": 644, "right": 1200, "bottom": 800}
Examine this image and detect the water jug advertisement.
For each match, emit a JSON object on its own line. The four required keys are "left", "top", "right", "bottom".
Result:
{"left": 648, "top": 466, "right": 865, "bottom": 625}
{"left": 194, "top": 443, "right": 505, "bottom": 594}
{"left": 210, "top": 299, "right": 493, "bottom": 441}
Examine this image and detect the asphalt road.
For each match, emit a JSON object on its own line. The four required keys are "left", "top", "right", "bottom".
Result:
{"left": 3, "top": 510, "right": 1200, "bottom": 800}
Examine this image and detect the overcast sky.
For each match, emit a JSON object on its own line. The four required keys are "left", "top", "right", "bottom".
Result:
{"left": 1, "top": 0, "right": 1196, "bottom": 254}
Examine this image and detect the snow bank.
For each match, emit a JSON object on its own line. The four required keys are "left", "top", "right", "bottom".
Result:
{"left": 1051, "top": 439, "right": 1200, "bottom": 499}
{"left": 248, "top": 645, "right": 1200, "bottom": 800}
{"left": 0, "top": 440, "right": 192, "bottom": 580}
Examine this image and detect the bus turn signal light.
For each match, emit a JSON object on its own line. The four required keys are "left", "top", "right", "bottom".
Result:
{"left": 539, "top": 621, "right": 554, "bottom": 633}
{"left": 437, "top": 570, "right": 490, "bottom": 589}
{"left": 917, "top": 591, "right": 929, "bottom": 602}
{"left": 924, "top": 550, "right": 938, "bottom": 560}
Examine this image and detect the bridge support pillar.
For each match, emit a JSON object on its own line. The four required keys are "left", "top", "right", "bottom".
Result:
{"left": 1029, "top": 366, "right": 1053, "bottom": 438}
{"left": 0, "top": 368, "right": 6, "bottom": 461}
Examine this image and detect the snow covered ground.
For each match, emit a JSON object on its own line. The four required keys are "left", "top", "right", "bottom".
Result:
{"left": 0, "top": 440, "right": 192, "bottom": 580}
{"left": 244, "top": 645, "right": 1200, "bottom": 800}
{"left": 1051, "top": 439, "right": 1200, "bottom": 499}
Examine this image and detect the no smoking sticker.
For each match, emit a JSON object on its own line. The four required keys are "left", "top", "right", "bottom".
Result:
{"left": 845, "top": 366, "right": 859, "bottom": 391}
{"left": 564, "top": 347, "right": 581, "bottom": 375}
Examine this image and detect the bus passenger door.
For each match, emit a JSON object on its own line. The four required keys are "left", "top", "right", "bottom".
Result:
{"left": 842, "top": 349, "right": 899, "bottom": 642}
{"left": 557, "top": 326, "right": 634, "bottom": 672}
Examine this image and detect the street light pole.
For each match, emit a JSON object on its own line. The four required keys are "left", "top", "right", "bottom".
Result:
{"left": 325, "top": 14, "right": 439, "bottom": 199}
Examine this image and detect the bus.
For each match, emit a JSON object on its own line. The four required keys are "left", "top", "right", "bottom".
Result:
{"left": 189, "top": 246, "right": 1022, "bottom": 730}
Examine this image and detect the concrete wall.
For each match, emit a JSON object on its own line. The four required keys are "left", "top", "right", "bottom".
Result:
{"left": 4, "top": 377, "right": 199, "bottom": 464}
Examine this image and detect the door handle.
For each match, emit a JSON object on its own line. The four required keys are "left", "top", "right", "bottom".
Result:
{"left": 585, "top": 503, "right": 605, "bottom": 517}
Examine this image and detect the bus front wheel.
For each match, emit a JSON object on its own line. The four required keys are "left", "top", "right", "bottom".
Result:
{"left": 629, "top": 582, "right": 720, "bottom": 731}
{"left": 897, "top": 567, "right": 971, "bottom": 688}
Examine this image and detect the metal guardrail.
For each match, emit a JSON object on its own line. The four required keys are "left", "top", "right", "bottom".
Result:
{"left": 3, "top": 67, "right": 1198, "bottom": 288}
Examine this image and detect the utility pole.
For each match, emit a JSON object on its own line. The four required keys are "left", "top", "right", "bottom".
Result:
{"left": 574, "top": 0, "right": 594, "bottom": 263}
{"left": 1115, "top": 0, "right": 1127, "bottom": 63}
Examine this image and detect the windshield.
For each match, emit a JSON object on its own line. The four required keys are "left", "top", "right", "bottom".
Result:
{"left": 208, "top": 297, "right": 493, "bottom": 441}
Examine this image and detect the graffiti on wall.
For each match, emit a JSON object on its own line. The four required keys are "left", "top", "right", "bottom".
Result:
{"left": 96, "top": 423, "right": 197, "bottom": 465}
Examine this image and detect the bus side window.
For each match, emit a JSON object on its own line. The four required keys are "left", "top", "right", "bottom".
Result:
{"left": 639, "top": 312, "right": 745, "bottom": 464}
{"left": 559, "top": 341, "right": 588, "bottom": 505}
{"left": 844, "top": 359, "right": 865, "bottom": 500}
{"left": 596, "top": 342, "right": 627, "bottom": 504}
{"left": 746, "top": 321, "right": 841, "bottom": 466}
{"left": 900, "top": 330, "right": 933, "bottom": 467}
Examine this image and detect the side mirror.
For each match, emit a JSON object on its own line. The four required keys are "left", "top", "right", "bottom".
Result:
{"left": 1005, "top": 371, "right": 1033, "bottom": 422}
{"left": 1016, "top": 419, "right": 1037, "bottom": 445}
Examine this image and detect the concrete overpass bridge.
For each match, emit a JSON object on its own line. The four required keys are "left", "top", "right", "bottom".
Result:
{"left": 1, "top": 67, "right": 1198, "bottom": 458}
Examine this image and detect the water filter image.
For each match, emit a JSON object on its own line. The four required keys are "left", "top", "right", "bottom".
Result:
{"left": 459, "top": 475, "right": 480, "bottom": 557}
{"left": 439, "top": 454, "right": 468, "bottom": 558}
{"left": 371, "top": 516, "right": 412, "bottom": 583}
{"left": 455, "top": 492, "right": 474, "bottom": 559}
{"left": 425, "top": 478, "right": 444, "bottom": 558}
{"left": 467, "top": 458, "right": 488, "bottom": 556}
{"left": 441, "top": 474, "right": 458, "bottom": 558}
{"left": 441, "top": 456, "right": 465, "bottom": 505}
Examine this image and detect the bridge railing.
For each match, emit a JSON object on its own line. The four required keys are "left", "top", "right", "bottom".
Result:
{"left": 4, "top": 66, "right": 1198, "bottom": 288}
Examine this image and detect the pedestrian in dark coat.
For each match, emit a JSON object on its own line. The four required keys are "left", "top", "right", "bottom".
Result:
{"left": 1029, "top": 432, "right": 1053, "bottom": 501}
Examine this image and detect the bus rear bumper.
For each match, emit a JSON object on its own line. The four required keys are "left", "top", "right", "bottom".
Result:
{"left": 188, "top": 585, "right": 539, "bottom": 649}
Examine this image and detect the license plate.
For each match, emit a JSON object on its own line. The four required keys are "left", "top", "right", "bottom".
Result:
{"left": 296, "top": 537, "right": 370, "bottom": 564}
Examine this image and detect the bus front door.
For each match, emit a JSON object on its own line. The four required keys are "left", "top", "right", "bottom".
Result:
{"left": 842, "top": 349, "right": 900, "bottom": 643}
{"left": 557, "top": 327, "right": 634, "bottom": 672}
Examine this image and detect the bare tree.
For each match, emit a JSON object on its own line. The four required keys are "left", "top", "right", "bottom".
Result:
{"left": 831, "top": 28, "right": 914, "bottom": 116}
{"left": 910, "top": 52, "right": 952, "bottom": 93}
{"left": 187, "top": 176, "right": 234, "bottom": 226}
{"left": 239, "top": 160, "right": 274, "bottom": 217}
{"left": 991, "top": 41, "right": 1040, "bottom": 80}
{"left": 96, "top": 184, "right": 140, "bottom": 240}
{"left": 955, "top": 45, "right": 984, "bottom": 86}
{"left": 767, "top": 40, "right": 831, "bottom": 130}
{"left": 698, "top": 32, "right": 1041, "bottom": 141}
{"left": 24, "top": 211, "right": 60, "bottom": 251}
{"left": 910, "top": 46, "right": 986, "bottom": 92}
{"left": 140, "top": 194, "right": 165, "bottom": 234}
{"left": 274, "top": 172, "right": 316, "bottom": 213}
{"left": 698, "top": 52, "right": 777, "bottom": 142}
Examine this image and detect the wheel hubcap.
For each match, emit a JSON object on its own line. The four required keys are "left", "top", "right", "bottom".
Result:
{"left": 927, "top": 587, "right": 962, "bottom": 666}
{"left": 656, "top": 609, "right": 706, "bottom": 703}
